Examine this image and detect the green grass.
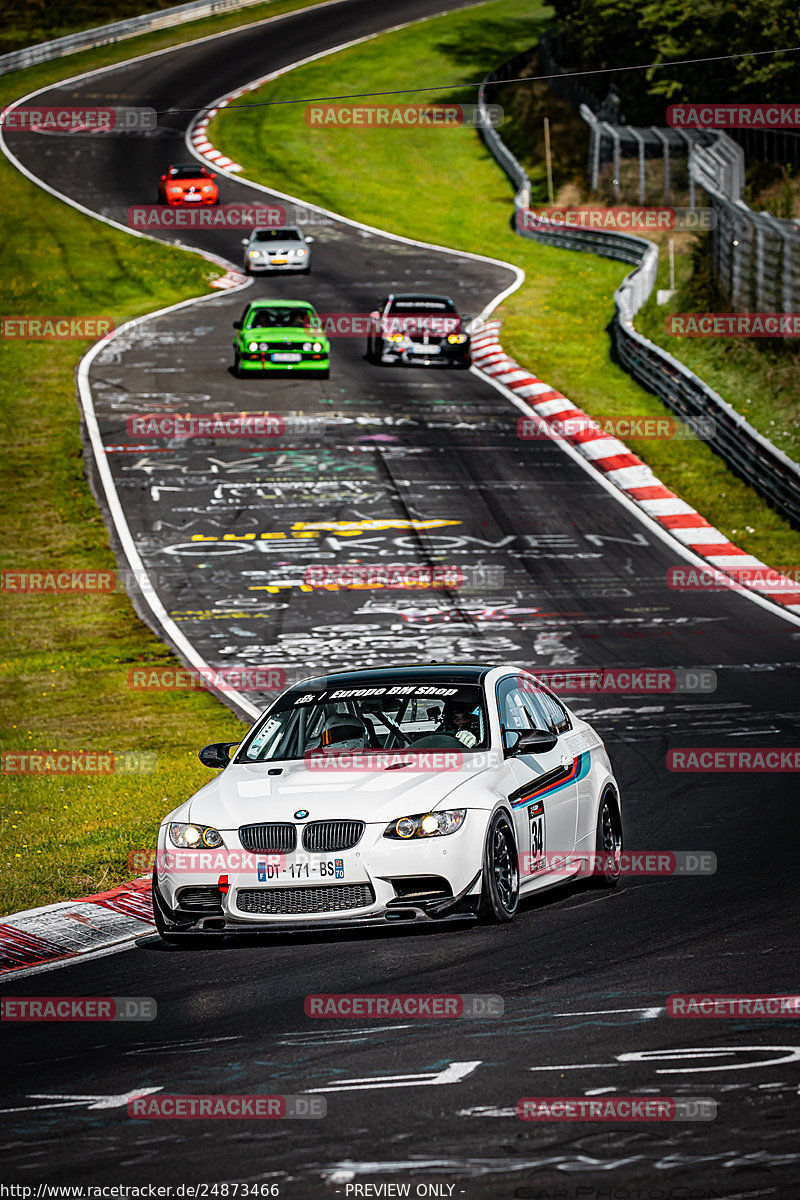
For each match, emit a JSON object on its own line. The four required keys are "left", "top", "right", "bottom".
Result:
{"left": 210, "top": 0, "right": 800, "bottom": 573}
{"left": 0, "top": 156, "right": 250, "bottom": 914}
{"left": 0, "top": 0, "right": 348, "bottom": 916}
{"left": 637, "top": 239, "right": 800, "bottom": 463}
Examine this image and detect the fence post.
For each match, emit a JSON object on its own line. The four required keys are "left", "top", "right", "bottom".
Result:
{"left": 651, "top": 127, "right": 671, "bottom": 201}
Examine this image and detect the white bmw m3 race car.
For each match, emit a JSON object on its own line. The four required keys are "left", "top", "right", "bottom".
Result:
{"left": 151, "top": 664, "right": 622, "bottom": 941}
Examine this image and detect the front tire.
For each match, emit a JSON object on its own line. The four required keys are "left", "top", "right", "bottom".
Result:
{"left": 479, "top": 811, "right": 519, "bottom": 922}
{"left": 591, "top": 790, "right": 623, "bottom": 887}
{"left": 233, "top": 352, "right": 243, "bottom": 378}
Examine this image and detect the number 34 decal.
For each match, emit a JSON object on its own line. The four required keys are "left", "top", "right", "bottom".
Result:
{"left": 528, "top": 800, "right": 546, "bottom": 872}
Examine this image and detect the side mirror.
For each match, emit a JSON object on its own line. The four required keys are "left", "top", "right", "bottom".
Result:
{"left": 232, "top": 320, "right": 242, "bottom": 330}
{"left": 198, "top": 742, "right": 237, "bottom": 769}
{"left": 505, "top": 728, "right": 558, "bottom": 756}
{"left": 210, "top": 173, "right": 217, "bottom": 180}
{"left": 160, "top": 174, "right": 166, "bottom": 181}
{"left": 241, "top": 238, "right": 249, "bottom": 245}
{"left": 305, "top": 235, "right": 314, "bottom": 243}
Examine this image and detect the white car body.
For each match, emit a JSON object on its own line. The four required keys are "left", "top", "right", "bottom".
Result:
{"left": 152, "top": 664, "right": 622, "bottom": 939}
{"left": 242, "top": 225, "right": 313, "bottom": 273}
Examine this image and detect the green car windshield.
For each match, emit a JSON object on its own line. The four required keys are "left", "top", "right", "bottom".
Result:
{"left": 246, "top": 308, "right": 317, "bottom": 331}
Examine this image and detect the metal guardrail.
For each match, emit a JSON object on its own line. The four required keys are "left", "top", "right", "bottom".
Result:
{"left": 478, "top": 53, "right": 800, "bottom": 529}
{"left": 690, "top": 135, "right": 800, "bottom": 314}
{"left": 0, "top": 0, "right": 271, "bottom": 77}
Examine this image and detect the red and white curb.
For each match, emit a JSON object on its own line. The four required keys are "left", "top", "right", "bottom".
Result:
{"left": 470, "top": 323, "right": 800, "bottom": 615}
{"left": 190, "top": 102, "right": 243, "bottom": 172}
{"left": 210, "top": 265, "right": 248, "bottom": 289}
{"left": 0, "top": 879, "right": 155, "bottom": 976}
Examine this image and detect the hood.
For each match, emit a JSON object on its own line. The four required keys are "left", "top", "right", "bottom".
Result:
{"left": 239, "top": 325, "right": 321, "bottom": 344}
{"left": 182, "top": 756, "right": 503, "bottom": 830}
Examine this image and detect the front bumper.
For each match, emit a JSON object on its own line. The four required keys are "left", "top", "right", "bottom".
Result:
{"left": 235, "top": 355, "right": 329, "bottom": 372}
{"left": 379, "top": 344, "right": 470, "bottom": 368}
{"left": 152, "top": 883, "right": 480, "bottom": 935}
{"left": 165, "top": 196, "right": 218, "bottom": 206}
{"left": 153, "top": 819, "right": 486, "bottom": 935}
{"left": 245, "top": 260, "right": 309, "bottom": 272}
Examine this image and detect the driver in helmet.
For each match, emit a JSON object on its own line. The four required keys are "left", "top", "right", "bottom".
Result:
{"left": 311, "top": 713, "right": 371, "bottom": 753}
{"left": 438, "top": 700, "right": 480, "bottom": 748}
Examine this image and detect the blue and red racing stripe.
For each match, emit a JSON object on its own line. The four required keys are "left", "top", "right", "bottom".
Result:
{"left": 511, "top": 752, "right": 591, "bottom": 810}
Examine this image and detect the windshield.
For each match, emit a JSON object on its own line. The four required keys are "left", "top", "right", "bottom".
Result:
{"left": 237, "top": 682, "right": 489, "bottom": 763}
{"left": 168, "top": 166, "right": 209, "bottom": 180}
{"left": 246, "top": 308, "right": 315, "bottom": 329}
{"left": 252, "top": 229, "right": 302, "bottom": 241}
{"left": 388, "top": 298, "right": 457, "bottom": 314}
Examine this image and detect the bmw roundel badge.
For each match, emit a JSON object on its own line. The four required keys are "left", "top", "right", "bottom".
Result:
{"left": 294, "top": 810, "right": 309, "bottom": 820}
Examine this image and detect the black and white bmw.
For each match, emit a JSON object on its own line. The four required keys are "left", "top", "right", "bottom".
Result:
{"left": 151, "top": 664, "right": 622, "bottom": 941}
{"left": 366, "top": 294, "right": 472, "bottom": 367}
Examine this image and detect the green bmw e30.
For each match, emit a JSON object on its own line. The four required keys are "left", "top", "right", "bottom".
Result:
{"left": 232, "top": 299, "right": 330, "bottom": 378}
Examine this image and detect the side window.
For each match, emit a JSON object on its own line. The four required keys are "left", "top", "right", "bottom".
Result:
{"left": 526, "top": 682, "right": 572, "bottom": 735}
{"left": 497, "top": 677, "right": 538, "bottom": 732}
{"left": 496, "top": 676, "right": 572, "bottom": 738}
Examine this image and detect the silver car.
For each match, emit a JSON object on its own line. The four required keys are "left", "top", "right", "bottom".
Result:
{"left": 241, "top": 225, "right": 313, "bottom": 274}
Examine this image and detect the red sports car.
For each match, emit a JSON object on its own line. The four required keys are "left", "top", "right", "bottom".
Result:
{"left": 158, "top": 163, "right": 218, "bottom": 206}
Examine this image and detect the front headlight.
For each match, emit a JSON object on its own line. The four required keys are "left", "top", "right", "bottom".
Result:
{"left": 312, "top": 342, "right": 323, "bottom": 352}
{"left": 248, "top": 250, "right": 263, "bottom": 258}
{"left": 383, "top": 810, "right": 466, "bottom": 839}
{"left": 202, "top": 185, "right": 215, "bottom": 193}
{"left": 447, "top": 334, "right": 468, "bottom": 344}
{"left": 295, "top": 248, "right": 307, "bottom": 257}
{"left": 247, "top": 341, "right": 259, "bottom": 351}
{"left": 169, "top": 822, "right": 224, "bottom": 849}
{"left": 385, "top": 334, "right": 405, "bottom": 344}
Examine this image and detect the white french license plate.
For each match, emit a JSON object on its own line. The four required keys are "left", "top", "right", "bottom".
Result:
{"left": 410, "top": 343, "right": 440, "bottom": 354}
{"left": 257, "top": 857, "right": 345, "bottom": 882}
{"left": 271, "top": 352, "right": 302, "bottom": 363}
{"left": 184, "top": 194, "right": 201, "bottom": 201}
